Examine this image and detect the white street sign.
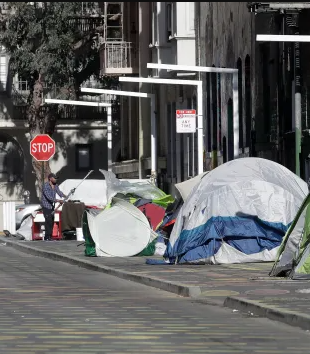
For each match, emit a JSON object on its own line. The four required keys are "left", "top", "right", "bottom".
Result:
{"left": 176, "top": 109, "right": 196, "bottom": 133}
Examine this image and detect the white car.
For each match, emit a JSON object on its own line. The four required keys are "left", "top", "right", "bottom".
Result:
{"left": 15, "top": 204, "right": 41, "bottom": 230}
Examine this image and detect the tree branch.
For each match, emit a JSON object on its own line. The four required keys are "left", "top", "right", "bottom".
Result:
{"left": 73, "top": 25, "right": 105, "bottom": 52}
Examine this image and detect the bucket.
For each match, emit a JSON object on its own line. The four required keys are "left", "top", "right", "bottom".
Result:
{"left": 76, "top": 227, "right": 84, "bottom": 241}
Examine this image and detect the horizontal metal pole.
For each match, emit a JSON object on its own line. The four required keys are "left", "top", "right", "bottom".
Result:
{"left": 45, "top": 98, "right": 111, "bottom": 107}
{"left": 119, "top": 76, "right": 201, "bottom": 86}
{"left": 270, "top": 3, "right": 310, "bottom": 9}
{"left": 81, "top": 87, "right": 152, "bottom": 98}
{"left": 147, "top": 63, "right": 238, "bottom": 74}
{"left": 257, "top": 34, "right": 310, "bottom": 42}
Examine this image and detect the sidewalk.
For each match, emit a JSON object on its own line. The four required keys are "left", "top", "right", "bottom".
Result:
{"left": 2, "top": 236, "right": 310, "bottom": 331}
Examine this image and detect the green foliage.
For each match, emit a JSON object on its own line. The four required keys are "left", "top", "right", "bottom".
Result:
{"left": 0, "top": 2, "right": 103, "bottom": 89}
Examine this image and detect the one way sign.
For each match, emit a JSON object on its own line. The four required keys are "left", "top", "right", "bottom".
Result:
{"left": 176, "top": 109, "right": 196, "bottom": 133}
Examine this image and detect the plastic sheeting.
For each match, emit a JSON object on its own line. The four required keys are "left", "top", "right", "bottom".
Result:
{"left": 86, "top": 198, "right": 152, "bottom": 257}
{"left": 59, "top": 179, "right": 108, "bottom": 207}
{"left": 165, "top": 157, "right": 308, "bottom": 265}
{"left": 60, "top": 178, "right": 152, "bottom": 207}
{"left": 100, "top": 170, "right": 166, "bottom": 204}
{"left": 15, "top": 215, "right": 32, "bottom": 241}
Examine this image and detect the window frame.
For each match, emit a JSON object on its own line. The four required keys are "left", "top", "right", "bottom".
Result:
{"left": 75, "top": 143, "right": 93, "bottom": 172}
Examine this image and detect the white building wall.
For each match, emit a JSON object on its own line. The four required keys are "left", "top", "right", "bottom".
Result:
{"left": 150, "top": 2, "right": 197, "bottom": 191}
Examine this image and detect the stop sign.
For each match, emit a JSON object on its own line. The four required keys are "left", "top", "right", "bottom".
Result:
{"left": 30, "top": 134, "right": 56, "bottom": 161}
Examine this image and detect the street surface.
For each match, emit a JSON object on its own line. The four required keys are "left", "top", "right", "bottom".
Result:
{"left": 0, "top": 246, "right": 308, "bottom": 354}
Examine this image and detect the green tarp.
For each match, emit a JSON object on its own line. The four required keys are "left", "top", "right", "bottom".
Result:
{"left": 271, "top": 193, "right": 310, "bottom": 279}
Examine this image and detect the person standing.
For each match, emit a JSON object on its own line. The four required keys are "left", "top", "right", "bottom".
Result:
{"left": 41, "top": 173, "right": 67, "bottom": 241}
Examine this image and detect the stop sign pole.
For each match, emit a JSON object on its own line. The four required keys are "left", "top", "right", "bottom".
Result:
{"left": 30, "top": 134, "right": 56, "bottom": 189}
{"left": 44, "top": 99, "right": 113, "bottom": 171}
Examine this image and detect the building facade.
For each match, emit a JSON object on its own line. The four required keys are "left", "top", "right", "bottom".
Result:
{"left": 109, "top": 2, "right": 198, "bottom": 194}
{"left": 196, "top": 2, "right": 310, "bottom": 182}
{"left": 196, "top": 2, "right": 255, "bottom": 168}
{"left": 0, "top": 2, "right": 118, "bottom": 204}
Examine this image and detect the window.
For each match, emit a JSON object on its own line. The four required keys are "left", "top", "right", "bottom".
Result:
{"left": 227, "top": 98, "right": 234, "bottom": 161}
{"left": 75, "top": 144, "right": 93, "bottom": 172}
{"left": 211, "top": 68, "right": 218, "bottom": 152}
{"left": 205, "top": 73, "right": 211, "bottom": 152}
{"left": 237, "top": 58, "right": 243, "bottom": 149}
{"left": 0, "top": 134, "right": 23, "bottom": 182}
{"left": 166, "top": 3, "right": 172, "bottom": 40}
{"left": 152, "top": 2, "right": 158, "bottom": 44}
{"left": 260, "top": 44, "right": 271, "bottom": 134}
{"left": 245, "top": 55, "right": 252, "bottom": 147}
{"left": 0, "top": 54, "right": 7, "bottom": 92}
{"left": 217, "top": 73, "right": 222, "bottom": 151}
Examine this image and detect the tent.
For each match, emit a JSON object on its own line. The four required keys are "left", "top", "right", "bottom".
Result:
{"left": 164, "top": 157, "right": 308, "bottom": 265}
{"left": 175, "top": 172, "right": 209, "bottom": 202}
{"left": 85, "top": 198, "right": 153, "bottom": 257}
{"left": 84, "top": 171, "right": 174, "bottom": 257}
{"left": 270, "top": 193, "right": 310, "bottom": 279}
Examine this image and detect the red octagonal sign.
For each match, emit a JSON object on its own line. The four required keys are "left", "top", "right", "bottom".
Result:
{"left": 30, "top": 134, "right": 56, "bottom": 161}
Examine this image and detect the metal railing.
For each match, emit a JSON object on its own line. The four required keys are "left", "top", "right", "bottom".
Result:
{"left": 100, "top": 41, "right": 136, "bottom": 71}
{"left": 13, "top": 102, "right": 120, "bottom": 121}
{"left": 68, "top": 16, "right": 104, "bottom": 33}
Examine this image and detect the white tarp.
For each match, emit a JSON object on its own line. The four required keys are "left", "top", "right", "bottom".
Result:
{"left": 60, "top": 178, "right": 152, "bottom": 207}
{"left": 175, "top": 172, "right": 209, "bottom": 202}
{"left": 86, "top": 198, "right": 152, "bottom": 257}
{"left": 16, "top": 215, "right": 32, "bottom": 241}
{"left": 166, "top": 157, "right": 308, "bottom": 265}
{"left": 59, "top": 179, "right": 108, "bottom": 207}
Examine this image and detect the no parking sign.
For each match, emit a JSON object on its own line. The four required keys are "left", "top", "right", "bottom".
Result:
{"left": 176, "top": 109, "right": 196, "bottom": 133}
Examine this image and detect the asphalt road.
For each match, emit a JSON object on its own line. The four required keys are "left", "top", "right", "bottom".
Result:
{"left": 0, "top": 246, "right": 308, "bottom": 354}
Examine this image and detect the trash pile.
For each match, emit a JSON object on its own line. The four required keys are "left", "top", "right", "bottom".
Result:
{"left": 83, "top": 170, "right": 175, "bottom": 257}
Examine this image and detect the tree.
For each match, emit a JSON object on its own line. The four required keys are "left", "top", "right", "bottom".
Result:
{"left": 0, "top": 2, "right": 117, "bottom": 194}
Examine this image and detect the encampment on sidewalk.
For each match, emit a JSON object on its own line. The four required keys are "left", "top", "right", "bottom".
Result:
{"left": 14, "top": 158, "right": 310, "bottom": 272}
{"left": 149, "top": 157, "right": 308, "bottom": 265}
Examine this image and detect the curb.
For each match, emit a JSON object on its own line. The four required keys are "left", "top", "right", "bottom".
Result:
{"left": 224, "top": 296, "right": 310, "bottom": 330}
{"left": 0, "top": 239, "right": 202, "bottom": 298}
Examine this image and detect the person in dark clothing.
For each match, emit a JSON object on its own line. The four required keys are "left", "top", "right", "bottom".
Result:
{"left": 41, "top": 173, "right": 67, "bottom": 241}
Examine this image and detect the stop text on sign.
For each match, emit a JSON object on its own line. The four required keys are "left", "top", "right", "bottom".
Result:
{"left": 176, "top": 109, "right": 196, "bottom": 133}
{"left": 30, "top": 134, "right": 56, "bottom": 161}
{"left": 31, "top": 142, "right": 54, "bottom": 153}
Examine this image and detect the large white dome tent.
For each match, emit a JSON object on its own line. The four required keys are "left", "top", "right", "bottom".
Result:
{"left": 164, "top": 157, "right": 308, "bottom": 265}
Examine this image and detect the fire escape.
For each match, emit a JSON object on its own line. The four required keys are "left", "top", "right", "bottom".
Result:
{"left": 99, "top": 2, "right": 138, "bottom": 75}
